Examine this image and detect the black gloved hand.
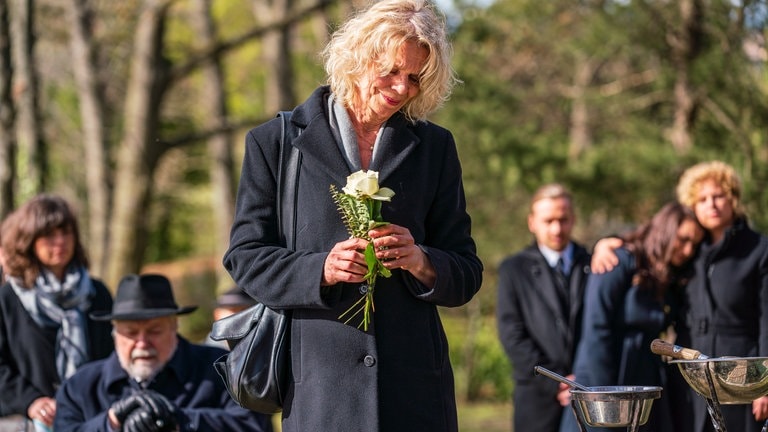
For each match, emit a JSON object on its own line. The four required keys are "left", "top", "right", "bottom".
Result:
{"left": 110, "top": 393, "right": 152, "bottom": 424}
{"left": 123, "top": 409, "right": 178, "bottom": 432}
{"left": 121, "top": 390, "right": 178, "bottom": 432}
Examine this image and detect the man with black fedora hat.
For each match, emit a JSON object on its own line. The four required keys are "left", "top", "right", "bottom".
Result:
{"left": 53, "top": 273, "right": 272, "bottom": 432}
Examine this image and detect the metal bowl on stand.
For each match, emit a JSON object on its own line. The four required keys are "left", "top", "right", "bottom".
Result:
{"left": 671, "top": 357, "right": 768, "bottom": 404}
{"left": 570, "top": 386, "right": 662, "bottom": 428}
{"left": 651, "top": 339, "right": 768, "bottom": 431}
{"left": 534, "top": 366, "right": 662, "bottom": 430}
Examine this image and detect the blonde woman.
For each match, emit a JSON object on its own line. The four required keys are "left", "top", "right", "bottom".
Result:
{"left": 223, "top": 0, "right": 482, "bottom": 430}
{"left": 674, "top": 161, "right": 768, "bottom": 432}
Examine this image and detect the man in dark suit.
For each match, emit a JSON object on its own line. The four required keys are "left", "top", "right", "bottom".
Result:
{"left": 496, "top": 184, "right": 591, "bottom": 432}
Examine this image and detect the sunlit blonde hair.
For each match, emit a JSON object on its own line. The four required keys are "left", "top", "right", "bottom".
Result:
{"left": 675, "top": 160, "right": 745, "bottom": 219}
{"left": 529, "top": 183, "right": 573, "bottom": 215}
{"left": 321, "top": 0, "right": 457, "bottom": 122}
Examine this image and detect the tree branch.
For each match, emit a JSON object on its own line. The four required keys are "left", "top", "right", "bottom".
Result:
{"left": 167, "top": 0, "right": 335, "bottom": 83}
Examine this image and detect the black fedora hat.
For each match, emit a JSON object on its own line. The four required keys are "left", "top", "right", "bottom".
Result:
{"left": 90, "top": 274, "right": 197, "bottom": 321}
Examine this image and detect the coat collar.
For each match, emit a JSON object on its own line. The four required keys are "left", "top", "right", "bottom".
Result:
{"left": 290, "top": 86, "right": 422, "bottom": 187}
{"left": 102, "top": 336, "right": 195, "bottom": 392}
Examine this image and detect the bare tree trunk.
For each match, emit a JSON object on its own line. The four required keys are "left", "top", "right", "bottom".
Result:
{"left": 191, "top": 0, "right": 235, "bottom": 292}
{"left": 66, "top": 0, "right": 111, "bottom": 278}
{"left": 10, "top": 0, "right": 45, "bottom": 193}
{"left": 0, "top": 0, "right": 15, "bottom": 217}
{"left": 253, "top": 0, "right": 295, "bottom": 113}
{"left": 106, "top": 0, "right": 172, "bottom": 289}
{"left": 666, "top": 0, "right": 704, "bottom": 154}
{"left": 98, "top": 0, "right": 334, "bottom": 289}
{"left": 568, "top": 56, "right": 596, "bottom": 160}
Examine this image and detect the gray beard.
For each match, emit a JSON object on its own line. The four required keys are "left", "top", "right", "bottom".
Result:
{"left": 119, "top": 340, "right": 178, "bottom": 385}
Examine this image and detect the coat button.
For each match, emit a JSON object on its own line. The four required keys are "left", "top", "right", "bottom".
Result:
{"left": 359, "top": 284, "right": 368, "bottom": 295}
{"left": 363, "top": 355, "right": 376, "bottom": 367}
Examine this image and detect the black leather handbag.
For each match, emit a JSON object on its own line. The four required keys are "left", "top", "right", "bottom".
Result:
{"left": 211, "top": 302, "right": 292, "bottom": 413}
{"left": 211, "top": 111, "right": 301, "bottom": 414}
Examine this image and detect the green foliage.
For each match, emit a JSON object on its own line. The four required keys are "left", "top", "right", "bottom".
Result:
{"left": 435, "top": 0, "right": 768, "bottom": 404}
{"left": 443, "top": 311, "right": 513, "bottom": 402}
{"left": 330, "top": 185, "right": 372, "bottom": 239}
{"left": 440, "top": 0, "right": 768, "bottom": 282}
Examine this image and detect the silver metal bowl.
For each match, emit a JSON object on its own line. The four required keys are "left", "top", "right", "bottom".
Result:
{"left": 570, "top": 386, "right": 662, "bottom": 427}
{"left": 671, "top": 357, "right": 768, "bottom": 404}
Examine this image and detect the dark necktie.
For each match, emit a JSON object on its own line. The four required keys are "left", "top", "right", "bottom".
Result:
{"left": 554, "top": 257, "right": 569, "bottom": 314}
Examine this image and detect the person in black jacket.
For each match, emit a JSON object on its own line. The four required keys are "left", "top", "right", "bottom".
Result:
{"left": 591, "top": 160, "right": 768, "bottom": 432}
{"left": 0, "top": 194, "right": 114, "bottom": 430}
{"left": 674, "top": 161, "right": 768, "bottom": 432}
{"left": 496, "top": 184, "right": 591, "bottom": 432}
{"left": 222, "top": 1, "right": 482, "bottom": 430}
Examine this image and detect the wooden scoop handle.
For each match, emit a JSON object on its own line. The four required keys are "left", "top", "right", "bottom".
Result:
{"left": 650, "top": 339, "right": 709, "bottom": 360}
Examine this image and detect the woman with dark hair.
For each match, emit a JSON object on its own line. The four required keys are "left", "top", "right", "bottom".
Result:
{"left": 590, "top": 161, "right": 768, "bottom": 431}
{"left": 0, "top": 194, "right": 113, "bottom": 431}
{"left": 564, "top": 202, "right": 704, "bottom": 432}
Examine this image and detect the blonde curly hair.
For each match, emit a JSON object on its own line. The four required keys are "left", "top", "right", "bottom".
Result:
{"left": 676, "top": 160, "right": 745, "bottom": 219}
{"left": 321, "top": 0, "right": 458, "bottom": 122}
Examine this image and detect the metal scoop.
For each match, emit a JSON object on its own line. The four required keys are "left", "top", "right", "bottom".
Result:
{"left": 534, "top": 365, "right": 590, "bottom": 391}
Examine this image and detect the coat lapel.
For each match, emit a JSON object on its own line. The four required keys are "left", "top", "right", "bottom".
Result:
{"left": 524, "top": 247, "right": 566, "bottom": 320}
{"left": 291, "top": 111, "right": 351, "bottom": 187}
{"left": 369, "top": 114, "right": 420, "bottom": 184}
{"left": 291, "top": 105, "right": 419, "bottom": 188}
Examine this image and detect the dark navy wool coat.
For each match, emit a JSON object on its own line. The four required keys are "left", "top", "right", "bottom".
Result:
{"left": 224, "top": 86, "right": 483, "bottom": 432}
{"left": 0, "top": 279, "right": 114, "bottom": 416}
{"left": 571, "top": 248, "right": 677, "bottom": 432}
{"left": 496, "top": 242, "right": 590, "bottom": 432}
{"left": 54, "top": 337, "right": 271, "bottom": 432}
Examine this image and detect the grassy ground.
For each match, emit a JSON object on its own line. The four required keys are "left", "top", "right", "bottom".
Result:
{"left": 268, "top": 401, "right": 512, "bottom": 432}
{"left": 459, "top": 401, "right": 512, "bottom": 432}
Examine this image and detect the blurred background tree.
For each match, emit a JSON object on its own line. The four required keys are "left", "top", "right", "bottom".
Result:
{"left": 438, "top": 0, "right": 767, "bottom": 402}
{"left": 0, "top": 0, "right": 765, "bottom": 415}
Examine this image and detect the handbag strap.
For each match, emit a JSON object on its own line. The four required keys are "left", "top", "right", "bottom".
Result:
{"left": 276, "top": 111, "right": 302, "bottom": 251}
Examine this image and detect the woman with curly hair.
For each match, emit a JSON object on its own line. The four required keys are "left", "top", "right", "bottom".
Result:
{"left": 223, "top": 0, "right": 482, "bottom": 430}
{"left": 674, "top": 161, "right": 768, "bottom": 432}
{"left": 0, "top": 194, "right": 113, "bottom": 431}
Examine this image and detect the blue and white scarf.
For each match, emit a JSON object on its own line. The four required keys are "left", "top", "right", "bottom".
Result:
{"left": 10, "top": 266, "right": 93, "bottom": 380}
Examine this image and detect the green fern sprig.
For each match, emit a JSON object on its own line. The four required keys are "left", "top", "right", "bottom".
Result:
{"left": 330, "top": 185, "right": 371, "bottom": 239}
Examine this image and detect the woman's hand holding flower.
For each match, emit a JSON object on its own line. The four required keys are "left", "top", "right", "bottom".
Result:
{"left": 331, "top": 169, "right": 400, "bottom": 330}
{"left": 322, "top": 238, "right": 370, "bottom": 286}
{"left": 370, "top": 224, "right": 436, "bottom": 288}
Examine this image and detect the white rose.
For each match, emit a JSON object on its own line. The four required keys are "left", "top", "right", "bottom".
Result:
{"left": 342, "top": 170, "right": 395, "bottom": 201}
